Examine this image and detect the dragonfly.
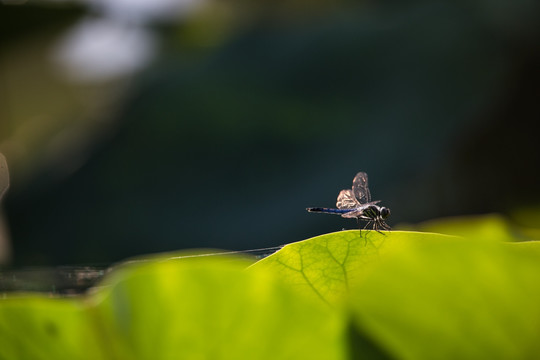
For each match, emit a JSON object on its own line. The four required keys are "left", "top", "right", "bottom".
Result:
{"left": 306, "top": 171, "right": 391, "bottom": 232}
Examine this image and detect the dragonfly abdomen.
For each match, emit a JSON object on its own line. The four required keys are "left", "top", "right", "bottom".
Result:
{"left": 306, "top": 207, "right": 352, "bottom": 215}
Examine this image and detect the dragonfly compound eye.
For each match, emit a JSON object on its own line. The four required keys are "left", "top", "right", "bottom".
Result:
{"left": 380, "top": 207, "right": 390, "bottom": 219}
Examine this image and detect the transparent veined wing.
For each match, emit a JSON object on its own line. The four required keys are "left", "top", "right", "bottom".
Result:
{"left": 352, "top": 171, "right": 371, "bottom": 204}
{"left": 340, "top": 201, "right": 381, "bottom": 218}
{"left": 336, "top": 189, "right": 360, "bottom": 209}
{"left": 0, "top": 154, "right": 8, "bottom": 201}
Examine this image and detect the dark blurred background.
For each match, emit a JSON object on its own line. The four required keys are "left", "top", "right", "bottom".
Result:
{"left": 0, "top": 0, "right": 539, "bottom": 266}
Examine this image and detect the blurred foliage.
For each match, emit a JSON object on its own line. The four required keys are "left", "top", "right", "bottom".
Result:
{"left": 399, "top": 212, "right": 540, "bottom": 242}
{"left": 348, "top": 234, "right": 540, "bottom": 359}
{"left": 1, "top": 0, "right": 539, "bottom": 266}
{"left": 0, "top": 254, "right": 345, "bottom": 360}
{"left": 2, "top": 215, "right": 540, "bottom": 358}
{"left": 0, "top": 3, "right": 124, "bottom": 186}
{"left": 2, "top": 1, "right": 539, "bottom": 355}
{"left": 508, "top": 206, "right": 540, "bottom": 240}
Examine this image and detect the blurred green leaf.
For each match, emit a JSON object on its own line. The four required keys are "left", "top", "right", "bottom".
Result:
{"left": 509, "top": 206, "right": 540, "bottom": 240}
{"left": 92, "top": 256, "right": 346, "bottom": 359}
{"left": 0, "top": 254, "right": 346, "bottom": 360}
{"left": 400, "top": 213, "right": 525, "bottom": 242}
{"left": 2, "top": 219, "right": 540, "bottom": 359}
{"left": 349, "top": 237, "right": 540, "bottom": 359}
{"left": 510, "top": 206, "right": 540, "bottom": 228}
{"left": 0, "top": 297, "right": 105, "bottom": 360}
{"left": 510, "top": 240, "right": 540, "bottom": 255}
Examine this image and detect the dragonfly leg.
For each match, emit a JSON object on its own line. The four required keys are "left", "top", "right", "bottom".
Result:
{"left": 373, "top": 220, "right": 386, "bottom": 235}
{"left": 362, "top": 220, "right": 373, "bottom": 231}
{"left": 359, "top": 220, "right": 372, "bottom": 244}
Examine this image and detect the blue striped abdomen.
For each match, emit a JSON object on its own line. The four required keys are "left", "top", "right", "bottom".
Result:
{"left": 306, "top": 207, "right": 353, "bottom": 214}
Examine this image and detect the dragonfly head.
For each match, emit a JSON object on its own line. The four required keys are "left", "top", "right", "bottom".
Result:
{"left": 380, "top": 207, "right": 390, "bottom": 220}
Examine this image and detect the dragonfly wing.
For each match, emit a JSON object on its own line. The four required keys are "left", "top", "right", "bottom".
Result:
{"left": 336, "top": 189, "right": 360, "bottom": 209}
{"left": 341, "top": 209, "right": 367, "bottom": 219}
{"left": 352, "top": 171, "right": 372, "bottom": 204}
{"left": 340, "top": 202, "right": 380, "bottom": 218}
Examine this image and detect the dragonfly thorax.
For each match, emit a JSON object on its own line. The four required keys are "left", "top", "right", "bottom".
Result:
{"left": 363, "top": 205, "right": 390, "bottom": 221}
{"left": 363, "top": 205, "right": 380, "bottom": 219}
